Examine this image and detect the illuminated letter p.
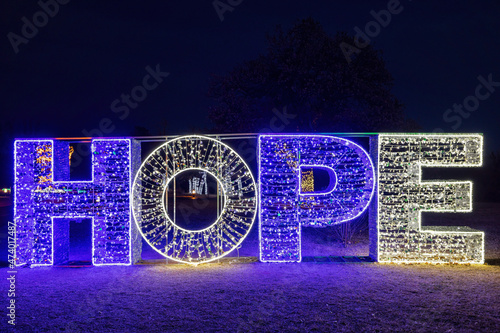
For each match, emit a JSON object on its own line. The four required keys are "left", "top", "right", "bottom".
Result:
{"left": 259, "top": 135, "right": 375, "bottom": 262}
{"left": 374, "top": 134, "right": 484, "bottom": 263}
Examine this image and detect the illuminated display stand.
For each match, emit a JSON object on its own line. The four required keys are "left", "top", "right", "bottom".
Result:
{"left": 13, "top": 133, "right": 484, "bottom": 266}
{"left": 14, "top": 139, "right": 142, "bottom": 266}
{"left": 258, "top": 135, "right": 375, "bottom": 262}
{"left": 370, "top": 134, "right": 484, "bottom": 264}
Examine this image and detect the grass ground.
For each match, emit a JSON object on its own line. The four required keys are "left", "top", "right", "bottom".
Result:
{"left": 1, "top": 201, "right": 499, "bottom": 332}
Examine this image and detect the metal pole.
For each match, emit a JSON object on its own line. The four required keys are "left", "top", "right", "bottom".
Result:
{"left": 165, "top": 145, "right": 169, "bottom": 264}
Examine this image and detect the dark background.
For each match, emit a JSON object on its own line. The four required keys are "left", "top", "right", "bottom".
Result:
{"left": 1, "top": 0, "right": 500, "bottom": 188}
{"left": 1, "top": 4, "right": 499, "bottom": 330}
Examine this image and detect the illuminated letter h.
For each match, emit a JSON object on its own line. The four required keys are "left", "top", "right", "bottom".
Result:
{"left": 14, "top": 139, "right": 141, "bottom": 266}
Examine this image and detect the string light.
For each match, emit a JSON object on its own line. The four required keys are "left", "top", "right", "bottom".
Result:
{"left": 374, "top": 134, "right": 484, "bottom": 264}
{"left": 13, "top": 133, "right": 486, "bottom": 267}
{"left": 68, "top": 145, "right": 74, "bottom": 166}
{"left": 132, "top": 135, "right": 257, "bottom": 265}
{"left": 258, "top": 135, "right": 375, "bottom": 262}
{"left": 189, "top": 172, "right": 208, "bottom": 195}
{"left": 14, "top": 139, "right": 139, "bottom": 266}
{"left": 298, "top": 165, "right": 338, "bottom": 195}
{"left": 300, "top": 168, "right": 314, "bottom": 193}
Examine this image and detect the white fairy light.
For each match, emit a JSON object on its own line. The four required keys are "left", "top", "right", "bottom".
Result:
{"left": 132, "top": 135, "right": 257, "bottom": 265}
{"left": 374, "top": 134, "right": 484, "bottom": 264}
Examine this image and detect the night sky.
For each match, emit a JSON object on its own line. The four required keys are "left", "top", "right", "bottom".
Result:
{"left": 1, "top": 1, "right": 500, "bottom": 185}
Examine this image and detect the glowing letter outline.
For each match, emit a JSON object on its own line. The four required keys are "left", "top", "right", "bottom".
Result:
{"left": 373, "top": 134, "right": 484, "bottom": 264}
{"left": 14, "top": 139, "right": 140, "bottom": 266}
{"left": 258, "top": 134, "right": 375, "bottom": 262}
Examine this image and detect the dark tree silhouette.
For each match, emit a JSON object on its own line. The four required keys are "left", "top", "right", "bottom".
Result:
{"left": 130, "top": 126, "right": 151, "bottom": 137}
{"left": 208, "top": 18, "right": 418, "bottom": 133}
